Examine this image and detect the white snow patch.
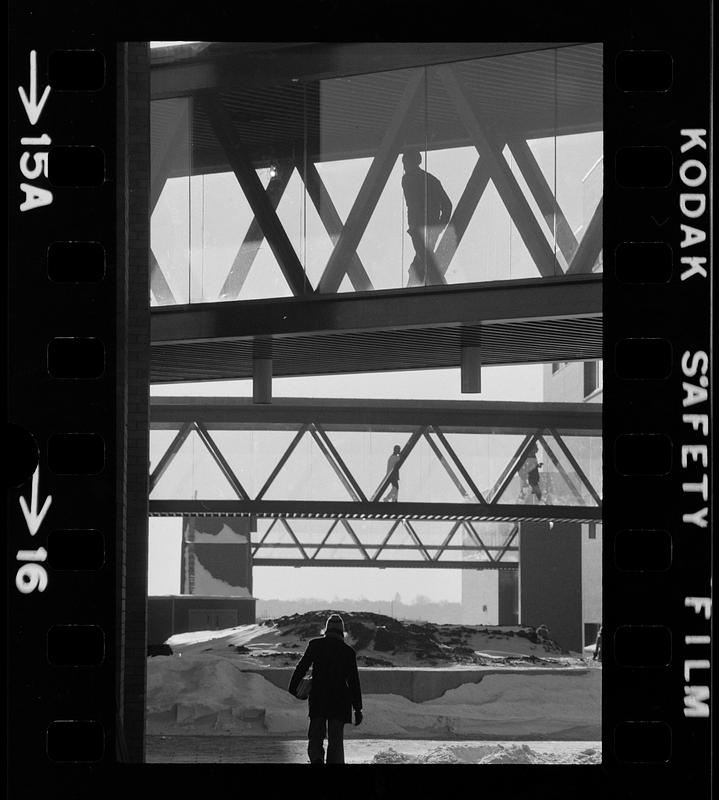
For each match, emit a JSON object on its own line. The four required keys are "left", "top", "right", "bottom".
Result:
{"left": 147, "top": 652, "right": 600, "bottom": 740}
{"left": 187, "top": 557, "right": 252, "bottom": 596}
{"left": 371, "top": 743, "right": 601, "bottom": 764}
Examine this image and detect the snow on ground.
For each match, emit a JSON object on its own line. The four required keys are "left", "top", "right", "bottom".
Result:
{"left": 150, "top": 613, "right": 601, "bottom": 764}
{"left": 369, "top": 742, "right": 601, "bottom": 764}
{"left": 146, "top": 651, "right": 601, "bottom": 740}
{"left": 145, "top": 734, "right": 601, "bottom": 764}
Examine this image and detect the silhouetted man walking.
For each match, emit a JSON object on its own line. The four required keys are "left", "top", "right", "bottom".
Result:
{"left": 401, "top": 148, "right": 453, "bottom": 287}
{"left": 383, "top": 444, "right": 402, "bottom": 502}
{"left": 289, "top": 614, "right": 363, "bottom": 764}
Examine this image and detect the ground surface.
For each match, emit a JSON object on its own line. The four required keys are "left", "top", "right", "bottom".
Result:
{"left": 145, "top": 735, "right": 602, "bottom": 764}
{"left": 148, "top": 613, "right": 601, "bottom": 751}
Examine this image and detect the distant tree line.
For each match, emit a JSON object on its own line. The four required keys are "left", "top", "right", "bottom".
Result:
{"left": 256, "top": 595, "right": 463, "bottom": 625}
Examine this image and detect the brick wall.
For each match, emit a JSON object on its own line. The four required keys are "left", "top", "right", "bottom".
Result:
{"left": 116, "top": 41, "right": 150, "bottom": 762}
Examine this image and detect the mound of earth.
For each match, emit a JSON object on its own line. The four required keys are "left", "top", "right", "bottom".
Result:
{"left": 166, "top": 610, "right": 575, "bottom": 668}
{"left": 263, "top": 610, "right": 568, "bottom": 666}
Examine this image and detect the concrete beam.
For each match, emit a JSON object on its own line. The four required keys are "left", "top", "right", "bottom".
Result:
{"left": 150, "top": 396, "right": 602, "bottom": 436}
{"left": 151, "top": 275, "right": 602, "bottom": 344}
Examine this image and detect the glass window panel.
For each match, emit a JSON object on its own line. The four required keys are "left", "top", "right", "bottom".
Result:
{"left": 428, "top": 48, "right": 560, "bottom": 285}
{"left": 193, "top": 171, "right": 255, "bottom": 302}
{"left": 151, "top": 97, "right": 192, "bottom": 305}
{"left": 557, "top": 44, "right": 603, "bottom": 275}
{"left": 150, "top": 429, "right": 238, "bottom": 500}
{"left": 149, "top": 429, "right": 183, "bottom": 473}
{"left": 313, "top": 67, "right": 427, "bottom": 293}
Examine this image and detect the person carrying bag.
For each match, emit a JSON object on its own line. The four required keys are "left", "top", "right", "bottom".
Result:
{"left": 288, "top": 614, "right": 363, "bottom": 764}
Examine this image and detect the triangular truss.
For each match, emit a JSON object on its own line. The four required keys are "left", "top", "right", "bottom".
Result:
{"left": 150, "top": 417, "right": 599, "bottom": 566}
{"left": 150, "top": 67, "right": 603, "bottom": 301}
{"left": 151, "top": 420, "right": 600, "bottom": 506}
{"left": 250, "top": 516, "right": 519, "bottom": 565}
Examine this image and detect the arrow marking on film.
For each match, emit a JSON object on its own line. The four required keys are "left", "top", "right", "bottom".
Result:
{"left": 18, "top": 50, "right": 51, "bottom": 126}
{"left": 19, "top": 466, "right": 52, "bottom": 536}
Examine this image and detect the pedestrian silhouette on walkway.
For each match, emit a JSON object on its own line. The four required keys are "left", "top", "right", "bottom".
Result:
{"left": 288, "top": 614, "right": 363, "bottom": 764}
{"left": 382, "top": 444, "right": 402, "bottom": 502}
{"left": 401, "top": 148, "right": 453, "bottom": 287}
{"left": 518, "top": 443, "right": 543, "bottom": 502}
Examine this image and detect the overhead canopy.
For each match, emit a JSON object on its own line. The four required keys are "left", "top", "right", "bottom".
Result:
{"left": 150, "top": 275, "right": 601, "bottom": 382}
{"left": 151, "top": 42, "right": 603, "bottom": 173}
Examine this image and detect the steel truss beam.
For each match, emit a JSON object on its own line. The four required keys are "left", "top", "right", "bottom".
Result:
{"left": 247, "top": 507, "right": 519, "bottom": 566}
{"left": 302, "top": 160, "right": 373, "bottom": 291}
{"left": 434, "top": 157, "right": 492, "bottom": 278}
{"left": 150, "top": 53, "right": 602, "bottom": 300}
{"left": 219, "top": 158, "right": 295, "bottom": 300}
{"left": 150, "top": 249, "right": 176, "bottom": 306}
{"left": 567, "top": 199, "right": 602, "bottom": 275}
{"left": 437, "top": 64, "right": 560, "bottom": 279}
{"left": 149, "top": 501, "right": 601, "bottom": 524}
{"left": 198, "top": 92, "right": 309, "bottom": 296}
{"left": 549, "top": 427, "right": 602, "bottom": 506}
{"left": 252, "top": 559, "right": 518, "bottom": 570}
{"left": 244, "top": 508, "right": 516, "bottom": 567}
{"left": 317, "top": 70, "right": 426, "bottom": 293}
{"left": 506, "top": 138, "right": 579, "bottom": 266}
{"left": 149, "top": 401, "right": 602, "bottom": 570}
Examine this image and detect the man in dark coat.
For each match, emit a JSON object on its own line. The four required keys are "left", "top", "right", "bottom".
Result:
{"left": 288, "top": 613, "right": 363, "bottom": 764}
{"left": 401, "top": 148, "right": 453, "bottom": 287}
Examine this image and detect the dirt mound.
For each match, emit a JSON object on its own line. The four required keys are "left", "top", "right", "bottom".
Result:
{"left": 263, "top": 610, "right": 567, "bottom": 666}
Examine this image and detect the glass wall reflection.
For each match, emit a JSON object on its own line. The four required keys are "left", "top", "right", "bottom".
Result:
{"left": 150, "top": 43, "right": 602, "bottom": 305}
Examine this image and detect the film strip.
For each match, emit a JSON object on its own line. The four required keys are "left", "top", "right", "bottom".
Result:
{"left": 6, "top": 3, "right": 713, "bottom": 798}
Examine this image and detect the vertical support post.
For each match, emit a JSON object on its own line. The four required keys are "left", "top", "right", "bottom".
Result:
{"left": 461, "top": 345, "right": 482, "bottom": 393}
{"left": 253, "top": 358, "right": 273, "bottom": 404}
{"left": 460, "top": 327, "right": 481, "bottom": 394}
{"left": 117, "top": 40, "right": 151, "bottom": 763}
{"left": 519, "top": 521, "right": 583, "bottom": 652}
{"left": 181, "top": 516, "right": 254, "bottom": 598}
{"left": 498, "top": 570, "right": 519, "bottom": 625}
{"left": 253, "top": 337, "right": 272, "bottom": 404}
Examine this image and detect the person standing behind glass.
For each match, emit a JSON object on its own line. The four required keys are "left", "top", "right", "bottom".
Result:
{"left": 401, "top": 148, "right": 452, "bottom": 287}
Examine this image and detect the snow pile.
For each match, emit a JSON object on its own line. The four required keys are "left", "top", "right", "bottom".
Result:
{"left": 478, "top": 743, "right": 601, "bottom": 764}
{"left": 370, "top": 744, "right": 601, "bottom": 765}
{"left": 147, "top": 652, "right": 600, "bottom": 739}
{"left": 370, "top": 747, "right": 415, "bottom": 763}
{"left": 166, "top": 611, "right": 578, "bottom": 668}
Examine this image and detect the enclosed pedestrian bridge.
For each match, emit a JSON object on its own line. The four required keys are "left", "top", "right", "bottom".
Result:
{"left": 150, "top": 42, "right": 602, "bottom": 382}
{"left": 150, "top": 397, "right": 601, "bottom": 569}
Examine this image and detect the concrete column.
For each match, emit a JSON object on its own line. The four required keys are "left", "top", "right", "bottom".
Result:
{"left": 460, "top": 345, "right": 482, "bottom": 393}
{"left": 498, "top": 570, "right": 519, "bottom": 625}
{"left": 519, "top": 521, "right": 583, "bottom": 652}
{"left": 116, "top": 41, "right": 150, "bottom": 763}
{"left": 253, "top": 358, "right": 272, "bottom": 404}
{"left": 181, "top": 516, "right": 253, "bottom": 597}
